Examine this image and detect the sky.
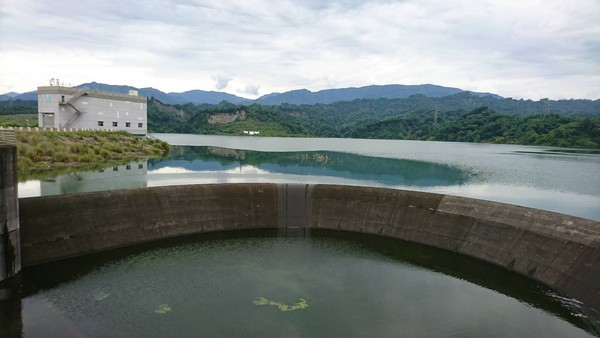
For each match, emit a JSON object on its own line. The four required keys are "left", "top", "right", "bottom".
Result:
{"left": 0, "top": 0, "right": 599, "bottom": 100}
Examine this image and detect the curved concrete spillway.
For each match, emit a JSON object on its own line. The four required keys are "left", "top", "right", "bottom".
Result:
{"left": 18, "top": 183, "right": 600, "bottom": 310}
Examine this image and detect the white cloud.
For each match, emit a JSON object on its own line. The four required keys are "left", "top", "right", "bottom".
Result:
{"left": 238, "top": 83, "right": 260, "bottom": 96}
{"left": 213, "top": 75, "right": 233, "bottom": 90}
{"left": 0, "top": 0, "right": 598, "bottom": 99}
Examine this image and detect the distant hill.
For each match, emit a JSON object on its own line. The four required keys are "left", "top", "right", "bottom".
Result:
{"left": 2, "top": 82, "right": 500, "bottom": 105}
{"left": 76, "top": 82, "right": 249, "bottom": 105}
{"left": 76, "top": 82, "right": 138, "bottom": 94}
{"left": 11, "top": 91, "right": 37, "bottom": 101}
{"left": 1, "top": 82, "right": 249, "bottom": 105}
{"left": 3, "top": 82, "right": 599, "bottom": 118}
{"left": 77, "top": 82, "right": 248, "bottom": 104}
{"left": 255, "top": 84, "right": 502, "bottom": 105}
{"left": 168, "top": 90, "right": 249, "bottom": 105}
{"left": 74, "top": 82, "right": 249, "bottom": 105}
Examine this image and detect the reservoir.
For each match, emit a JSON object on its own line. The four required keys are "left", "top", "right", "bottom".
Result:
{"left": 19, "top": 134, "right": 600, "bottom": 221}
{"left": 8, "top": 135, "right": 600, "bottom": 336}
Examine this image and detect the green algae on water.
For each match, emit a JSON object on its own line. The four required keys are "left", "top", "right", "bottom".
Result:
{"left": 253, "top": 297, "right": 308, "bottom": 312}
{"left": 155, "top": 304, "right": 172, "bottom": 314}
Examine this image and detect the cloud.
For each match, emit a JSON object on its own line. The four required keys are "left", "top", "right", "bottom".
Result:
{"left": 213, "top": 75, "right": 232, "bottom": 90}
{"left": 239, "top": 83, "right": 260, "bottom": 96}
{"left": 0, "top": 0, "right": 599, "bottom": 99}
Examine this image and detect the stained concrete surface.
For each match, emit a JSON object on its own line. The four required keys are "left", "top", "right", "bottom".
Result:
{"left": 18, "top": 183, "right": 600, "bottom": 310}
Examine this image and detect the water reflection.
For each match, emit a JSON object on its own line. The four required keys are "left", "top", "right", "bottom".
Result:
{"left": 19, "top": 146, "right": 469, "bottom": 198}
{"left": 148, "top": 146, "right": 470, "bottom": 187}
{"left": 21, "top": 161, "right": 148, "bottom": 197}
{"left": 16, "top": 140, "right": 600, "bottom": 221}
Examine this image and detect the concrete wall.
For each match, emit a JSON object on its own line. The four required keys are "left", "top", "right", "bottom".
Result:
{"left": 0, "top": 145, "right": 20, "bottom": 281}
{"left": 18, "top": 183, "right": 600, "bottom": 310}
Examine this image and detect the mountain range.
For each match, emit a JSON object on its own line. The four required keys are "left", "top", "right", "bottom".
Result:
{"left": 0, "top": 82, "right": 501, "bottom": 105}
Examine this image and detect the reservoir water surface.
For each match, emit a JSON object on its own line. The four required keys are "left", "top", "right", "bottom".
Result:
{"left": 19, "top": 134, "right": 600, "bottom": 221}
{"left": 9, "top": 135, "right": 600, "bottom": 336}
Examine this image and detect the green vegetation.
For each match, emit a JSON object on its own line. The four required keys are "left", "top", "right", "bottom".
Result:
{"left": 253, "top": 297, "right": 309, "bottom": 311}
{"left": 16, "top": 130, "right": 171, "bottom": 180}
{"left": 147, "top": 97, "right": 600, "bottom": 148}
{"left": 154, "top": 304, "right": 172, "bottom": 314}
{"left": 0, "top": 113, "right": 37, "bottom": 127}
{"left": 430, "top": 108, "right": 600, "bottom": 147}
{"left": 0, "top": 100, "right": 37, "bottom": 116}
{"left": 0, "top": 100, "right": 38, "bottom": 129}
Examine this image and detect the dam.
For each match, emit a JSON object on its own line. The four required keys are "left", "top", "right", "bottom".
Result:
{"left": 16, "top": 183, "right": 600, "bottom": 311}
{"left": 2, "top": 135, "right": 600, "bottom": 335}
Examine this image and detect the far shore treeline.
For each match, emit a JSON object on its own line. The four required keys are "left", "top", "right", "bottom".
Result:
{"left": 2, "top": 92, "right": 600, "bottom": 148}
{"left": 145, "top": 94, "right": 600, "bottom": 148}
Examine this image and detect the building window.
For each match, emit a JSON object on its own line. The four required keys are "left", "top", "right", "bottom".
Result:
{"left": 126, "top": 122, "right": 131, "bottom": 127}
{"left": 98, "top": 121, "right": 104, "bottom": 127}
{"left": 138, "top": 123, "right": 143, "bottom": 128}
{"left": 126, "top": 164, "right": 131, "bottom": 170}
{"left": 138, "top": 163, "right": 144, "bottom": 169}
{"left": 113, "top": 167, "right": 118, "bottom": 171}
{"left": 112, "top": 122, "right": 118, "bottom": 127}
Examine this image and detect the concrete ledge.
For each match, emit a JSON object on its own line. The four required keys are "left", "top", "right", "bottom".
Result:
{"left": 20, "top": 184, "right": 277, "bottom": 265}
{"left": 18, "top": 183, "right": 600, "bottom": 310}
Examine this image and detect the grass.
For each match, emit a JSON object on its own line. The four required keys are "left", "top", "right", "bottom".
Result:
{"left": 0, "top": 113, "right": 38, "bottom": 127}
{"left": 15, "top": 130, "right": 171, "bottom": 181}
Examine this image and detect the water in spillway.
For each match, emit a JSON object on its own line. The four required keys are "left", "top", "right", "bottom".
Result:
{"left": 13, "top": 230, "right": 599, "bottom": 337}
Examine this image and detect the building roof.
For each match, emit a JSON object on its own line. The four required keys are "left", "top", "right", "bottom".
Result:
{"left": 37, "top": 86, "right": 147, "bottom": 103}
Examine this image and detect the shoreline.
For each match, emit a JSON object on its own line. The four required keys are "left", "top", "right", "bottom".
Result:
{"left": 14, "top": 130, "right": 170, "bottom": 180}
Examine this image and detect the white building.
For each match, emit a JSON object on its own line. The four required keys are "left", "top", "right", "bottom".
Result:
{"left": 37, "top": 86, "right": 147, "bottom": 135}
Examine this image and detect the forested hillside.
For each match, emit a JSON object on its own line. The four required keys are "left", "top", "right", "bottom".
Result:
{"left": 0, "top": 100, "right": 37, "bottom": 115}
{"left": 3, "top": 92, "right": 599, "bottom": 148}
{"left": 147, "top": 96, "right": 600, "bottom": 148}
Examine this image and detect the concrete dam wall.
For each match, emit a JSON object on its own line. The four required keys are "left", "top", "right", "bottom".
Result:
{"left": 0, "top": 144, "right": 20, "bottom": 282}
{"left": 19, "top": 183, "right": 600, "bottom": 310}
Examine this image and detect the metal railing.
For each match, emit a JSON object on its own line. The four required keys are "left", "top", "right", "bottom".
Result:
{"left": 0, "top": 128, "right": 16, "bottom": 145}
